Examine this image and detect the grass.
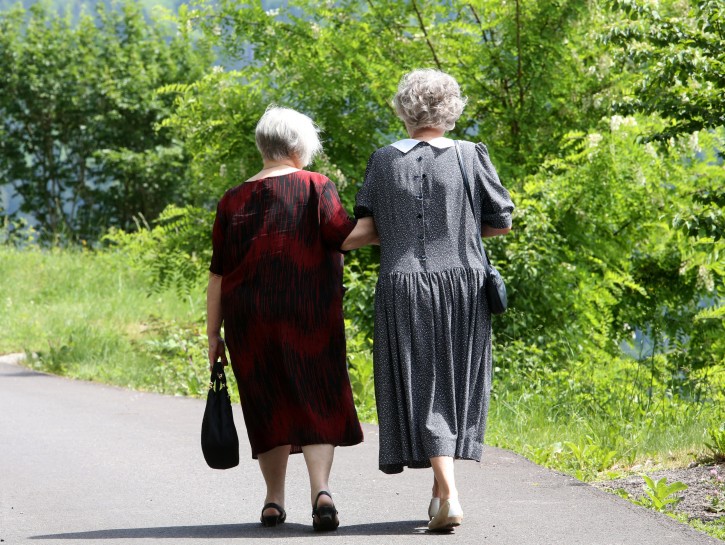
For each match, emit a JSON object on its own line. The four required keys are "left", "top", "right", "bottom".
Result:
{"left": 0, "top": 246, "right": 217, "bottom": 396}
{"left": 487, "top": 386, "right": 721, "bottom": 477}
{"left": 689, "top": 517, "right": 725, "bottom": 541}
{"left": 486, "top": 369, "right": 725, "bottom": 484}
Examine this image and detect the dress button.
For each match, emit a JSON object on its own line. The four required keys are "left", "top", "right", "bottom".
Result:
{"left": 417, "top": 156, "right": 423, "bottom": 162}
{"left": 422, "top": 174, "right": 427, "bottom": 179}
{"left": 417, "top": 213, "right": 422, "bottom": 219}
{"left": 419, "top": 255, "right": 427, "bottom": 260}
{"left": 416, "top": 195, "right": 423, "bottom": 200}
{"left": 418, "top": 234, "right": 424, "bottom": 240}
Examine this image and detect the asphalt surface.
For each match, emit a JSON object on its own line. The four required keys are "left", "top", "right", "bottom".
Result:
{"left": 1, "top": 353, "right": 722, "bottom": 545}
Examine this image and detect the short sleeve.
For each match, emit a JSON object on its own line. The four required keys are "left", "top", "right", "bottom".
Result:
{"left": 320, "top": 180, "right": 356, "bottom": 251}
{"left": 476, "top": 143, "right": 514, "bottom": 229}
{"left": 354, "top": 151, "right": 377, "bottom": 218}
{"left": 209, "top": 199, "right": 226, "bottom": 275}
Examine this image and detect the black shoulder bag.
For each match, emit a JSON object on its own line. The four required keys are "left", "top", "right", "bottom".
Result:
{"left": 201, "top": 360, "right": 240, "bottom": 469}
{"left": 454, "top": 141, "right": 508, "bottom": 315}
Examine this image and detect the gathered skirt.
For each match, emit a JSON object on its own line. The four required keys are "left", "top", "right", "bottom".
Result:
{"left": 373, "top": 267, "right": 492, "bottom": 474}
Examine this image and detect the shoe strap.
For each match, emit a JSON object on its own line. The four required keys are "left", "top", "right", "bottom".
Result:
{"left": 314, "top": 490, "right": 333, "bottom": 508}
{"left": 262, "top": 502, "right": 285, "bottom": 515}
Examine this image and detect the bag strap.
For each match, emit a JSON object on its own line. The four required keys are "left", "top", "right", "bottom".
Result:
{"left": 209, "top": 360, "right": 228, "bottom": 392}
{"left": 454, "top": 140, "right": 491, "bottom": 267}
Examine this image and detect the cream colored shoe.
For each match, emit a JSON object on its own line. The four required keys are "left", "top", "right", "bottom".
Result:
{"left": 427, "top": 498, "right": 463, "bottom": 531}
{"left": 428, "top": 497, "right": 440, "bottom": 520}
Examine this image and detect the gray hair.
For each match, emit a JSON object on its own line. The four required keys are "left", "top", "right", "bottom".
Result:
{"left": 255, "top": 106, "right": 322, "bottom": 167}
{"left": 393, "top": 69, "right": 467, "bottom": 132}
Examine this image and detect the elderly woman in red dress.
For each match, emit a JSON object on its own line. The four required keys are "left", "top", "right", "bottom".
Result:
{"left": 206, "top": 106, "right": 376, "bottom": 531}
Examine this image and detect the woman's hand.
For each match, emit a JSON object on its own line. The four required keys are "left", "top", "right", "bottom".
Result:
{"left": 208, "top": 334, "right": 228, "bottom": 371}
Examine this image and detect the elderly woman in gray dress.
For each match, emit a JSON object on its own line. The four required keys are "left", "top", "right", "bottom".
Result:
{"left": 354, "top": 69, "right": 514, "bottom": 531}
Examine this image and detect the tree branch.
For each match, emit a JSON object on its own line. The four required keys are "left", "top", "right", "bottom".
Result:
{"left": 515, "top": 0, "right": 524, "bottom": 109}
{"left": 411, "top": 0, "right": 442, "bottom": 69}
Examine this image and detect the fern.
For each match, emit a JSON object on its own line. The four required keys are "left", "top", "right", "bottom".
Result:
{"left": 105, "top": 204, "right": 213, "bottom": 295}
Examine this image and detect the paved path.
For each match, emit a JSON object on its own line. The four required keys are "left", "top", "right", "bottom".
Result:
{"left": 0, "top": 354, "right": 721, "bottom": 545}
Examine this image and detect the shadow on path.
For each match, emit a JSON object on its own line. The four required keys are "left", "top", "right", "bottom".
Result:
{"left": 29, "top": 521, "right": 441, "bottom": 540}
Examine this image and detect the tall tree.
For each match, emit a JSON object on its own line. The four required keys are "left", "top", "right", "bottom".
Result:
{"left": 605, "top": 0, "right": 725, "bottom": 141}
{"left": 604, "top": 0, "right": 724, "bottom": 339}
{"left": 117, "top": 0, "right": 723, "bottom": 388}
{"left": 191, "top": 0, "right": 606, "bottom": 185}
{"left": 0, "top": 1, "right": 212, "bottom": 243}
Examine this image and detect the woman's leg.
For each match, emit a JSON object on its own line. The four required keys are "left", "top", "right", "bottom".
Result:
{"left": 428, "top": 456, "right": 463, "bottom": 529}
{"left": 428, "top": 474, "right": 442, "bottom": 520}
{"left": 258, "top": 445, "right": 290, "bottom": 516}
{"left": 301, "top": 444, "right": 335, "bottom": 508}
{"left": 430, "top": 456, "right": 457, "bottom": 500}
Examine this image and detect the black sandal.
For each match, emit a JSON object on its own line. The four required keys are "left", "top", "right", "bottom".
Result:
{"left": 312, "top": 490, "right": 339, "bottom": 532}
{"left": 260, "top": 502, "right": 286, "bottom": 527}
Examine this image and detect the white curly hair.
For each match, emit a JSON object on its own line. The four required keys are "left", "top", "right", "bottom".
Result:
{"left": 392, "top": 69, "right": 467, "bottom": 132}
{"left": 255, "top": 106, "right": 322, "bottom": 167}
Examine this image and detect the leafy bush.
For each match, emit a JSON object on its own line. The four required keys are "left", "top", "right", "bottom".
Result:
{"left": 346, "top": 325, "right": 376, "bottom": 423}
{"left": 0, "top": 1, "right": 212, "bottom": 243}
{"left": 705, "top": 424, "right": 725, "bottom": 463}
{"left": 141, "top": 317, "right": 229, "bottom": 400}
{"left": 104, "top": 205, "right": 213, "bottom": 295}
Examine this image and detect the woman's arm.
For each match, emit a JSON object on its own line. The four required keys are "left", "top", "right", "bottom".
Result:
{"left": 341, "top": 217, "right": 379, "bottom": 251}
{"left": 481, "top": 225, "right": 511, "bottom": 238}
{"left": 206, "top": 273, "right": 228, "bottom": 370}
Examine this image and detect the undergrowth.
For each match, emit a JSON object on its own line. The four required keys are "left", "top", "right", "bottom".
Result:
{"left": 2, "top": 246, "right": 724, "bottom": 483}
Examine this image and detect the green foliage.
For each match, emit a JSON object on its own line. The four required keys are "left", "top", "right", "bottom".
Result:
{"left": 638, "top": 475, "right": 688, "bottom": 511}
{"left": 0, "top": 1, "right": 212, "bottom": 243}
{"left": 141, "top": 317, "right": 239, "bottom": 402}
{"left": 493, "top": 119, "right": 724, "bottom": 392}
{"left": 342, "top": 253, "right": 379, "bottom": 421}
{"left": 114, "top": 3, "right": 722, "bottom": 407}
{"left": 104, "top": 205, "right": 213, "bottom": 294}
{"left": 187, "top": 0, "right": 605, "bottom": 185}
{"left": 0, "top": 246, "right": 204, "bottom": 386}
{"left": 605, "top": 0, "right": 725, "bottom": 141}
{"left": 707, "top": 495, "right": 725, "bottom": 515}
{"left": 705, "top": 424, "right": 725, "bottom": 462}
{"left": 345, "top": 322, "right": 377, "bottom": 423}
{"left": 614, "top": 475, "right": 689, "bottom": 512}
{"left": 685, "top": 517, "right": 725, "bottom": 541}
{"left": 523, "top": 437, "right": 618, "bottom": 481}
{"left": 488, "top": 345, "right": 725, "bottom": 480}
{"left": 342, "top": 252, "right": 378, "bottom": 340}
{"left": 1, "top": 215, "right": 39, "bottom": 247}
{"left": 155, "top": 71, "right": 267, "bottom": 206}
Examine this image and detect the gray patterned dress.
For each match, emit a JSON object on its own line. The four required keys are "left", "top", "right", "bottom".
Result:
{"left": 354, "top": 138, "right": 514, "bottom": 474}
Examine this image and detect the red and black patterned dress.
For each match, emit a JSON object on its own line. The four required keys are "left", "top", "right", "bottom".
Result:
{"left": 209, "top": 170, "right": 363, "bottom": 458}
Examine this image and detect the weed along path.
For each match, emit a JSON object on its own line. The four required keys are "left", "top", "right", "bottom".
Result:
{"left": 0, "top": 355, "right": 721, "bottom": 545}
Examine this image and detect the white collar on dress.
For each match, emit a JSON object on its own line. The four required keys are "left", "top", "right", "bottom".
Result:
{"left": 390, "top": 137, "right": 455, "bottom": 154}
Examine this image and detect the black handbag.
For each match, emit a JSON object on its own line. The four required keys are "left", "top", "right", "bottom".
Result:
{"left": 201, "top": 360, "right": 240, "bottom": 469}
{"left": 454, "top": 141, "right": 508, "bottom": 315}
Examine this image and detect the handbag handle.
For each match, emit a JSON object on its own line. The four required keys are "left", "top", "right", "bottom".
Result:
{"left": 209, "top": 360, "right": 228, "bottom": 392}
{"left": 454, "top": 141, "right": 492, "bottom": 267}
